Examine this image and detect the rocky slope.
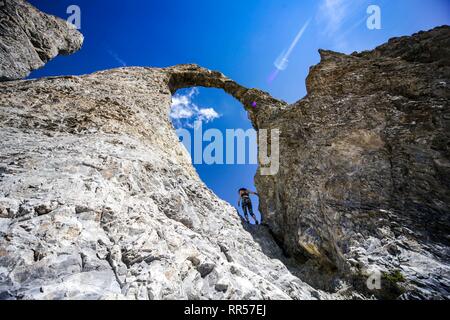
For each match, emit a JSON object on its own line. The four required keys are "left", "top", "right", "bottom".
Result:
{"left": 0, "top": 1, "right": 449, "bottom": 300}
{"left": 0, "top": 66, "right": 332, "bottom": 299}
{"left": 0, "top": 0, "right": 83, "bottom": 81}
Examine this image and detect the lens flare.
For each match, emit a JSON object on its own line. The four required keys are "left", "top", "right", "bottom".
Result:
{"left": 268, "top": 18, "right": 311, "bottom": 83}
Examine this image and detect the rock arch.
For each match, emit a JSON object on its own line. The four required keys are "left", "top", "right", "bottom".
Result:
{"left": 164, "top": 64, "right": 288, "bottom": 129}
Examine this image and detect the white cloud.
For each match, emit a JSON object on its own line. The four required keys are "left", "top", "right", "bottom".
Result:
{"left": 316, "top": 0, "right": 370, "bottom": 52}
{"left": 317, "top": 0, "right": 351, "bottom": 36}
{"left": 170, "top": 103, "right": 194, "bottom": 119}
{"left": 317, "top": 0, "right": 367, "bottom": 36}
{"left": 170, "top": 88, "right": 220, "bottom": 128}
{"left": 198, "top": 108, "right": 219, "bottom": 122}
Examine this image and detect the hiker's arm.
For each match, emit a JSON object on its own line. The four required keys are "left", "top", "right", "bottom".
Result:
{"left": 250, "top": 191, "right": 259, "bottom": 196}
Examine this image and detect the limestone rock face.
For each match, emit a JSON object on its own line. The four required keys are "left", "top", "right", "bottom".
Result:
{"left": 0, "top": 0, "right": 83, "bottom": 81}
{"left": 0, "top": 67, "right": 329, "bottom": 300}
{"left": 255, "top": 26, "right": 450, "bottom": 299}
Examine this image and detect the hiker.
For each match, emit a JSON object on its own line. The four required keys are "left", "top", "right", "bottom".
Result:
{"left": 237, "top": 188, "right": 259, "bottom": 224}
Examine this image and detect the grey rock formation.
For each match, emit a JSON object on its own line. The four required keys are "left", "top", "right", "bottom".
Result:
{"left": 0, "top": 67, "right": 330, "bottom": 300}
{"left": 0, "top": 0, "right": 83, "bottom": 81}
{"left": 0, "top": 1, "right": 449, "bottom": 300}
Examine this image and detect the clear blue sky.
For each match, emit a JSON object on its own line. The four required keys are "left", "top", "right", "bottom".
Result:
{"left": 29, "top": 0, "right": 449, "bottom": 222}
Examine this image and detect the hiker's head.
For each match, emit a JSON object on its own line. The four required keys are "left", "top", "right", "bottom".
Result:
{"left": 238, "top": 188, "right": 247, "bottom": 194}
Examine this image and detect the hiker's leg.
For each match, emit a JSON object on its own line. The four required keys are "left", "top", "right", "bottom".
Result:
{"left": 242, "top": 204, "right": 249, "bottom": 222}
{"left": 248, "top": 202, "right": 259, "bottom": 224}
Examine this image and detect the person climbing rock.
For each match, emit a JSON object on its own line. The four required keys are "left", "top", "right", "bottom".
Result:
{"left": 238, "top": 188, "right": 259, "bottom": 224}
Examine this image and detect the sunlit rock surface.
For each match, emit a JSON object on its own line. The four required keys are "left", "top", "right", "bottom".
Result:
{"left": 0, "top": 66, "right": 333, "bottom": 299}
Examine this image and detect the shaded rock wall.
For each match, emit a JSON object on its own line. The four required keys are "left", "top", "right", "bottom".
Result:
{"left": 255, "top": 26, "right": 450, "bottom": 299}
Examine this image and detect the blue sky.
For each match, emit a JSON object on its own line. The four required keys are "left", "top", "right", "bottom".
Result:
{"left": 29, "top": 0, "right": 449, "bottom": 222}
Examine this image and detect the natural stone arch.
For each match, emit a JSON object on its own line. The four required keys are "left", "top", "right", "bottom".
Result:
{"left": 164, "top": 64, "right": 288, "bottom": 129}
